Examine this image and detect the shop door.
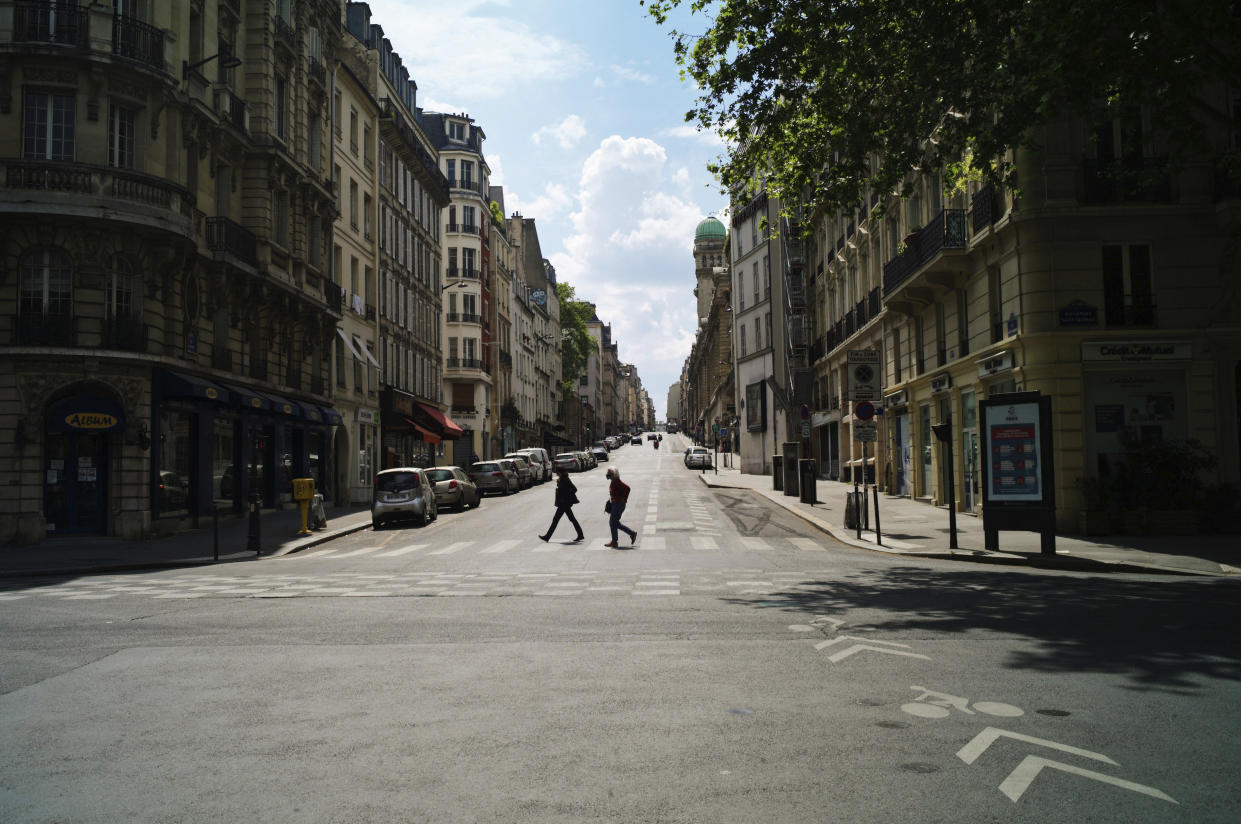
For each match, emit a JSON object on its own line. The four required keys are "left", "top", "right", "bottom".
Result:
{"left": 44, "top": 432, "right": 107, "bottom": 534}
{"left": 920, "top": 404, "right": 932, "bottom": 498}
{"left": 896, "top": 415, "right": 911, "bottom": 496}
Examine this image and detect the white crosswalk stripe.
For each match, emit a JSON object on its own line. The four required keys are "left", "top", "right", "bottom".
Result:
{"left": 741, "top": 537, "right": 774, "bottom": 551}
{"left": 789, "top": 537, "right": 827, "bottom": 552}
{"left": 373, "top": 543, "right": 426, "bottom": 557}
{"left": 690, "top": 536, "right": 718, "bottom": 550}
{"left": 320, "top": 546, "right": 381, "bottom": 558}
{"left": 426, "top": 541, "right": 473, "bottom": 556}
{"left": 479, "top": 539, "right": 521, "bottom": 554}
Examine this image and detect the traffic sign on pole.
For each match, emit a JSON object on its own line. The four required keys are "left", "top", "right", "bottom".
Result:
{"left": 847, "top": 349, "right": 881, "bottom": 401}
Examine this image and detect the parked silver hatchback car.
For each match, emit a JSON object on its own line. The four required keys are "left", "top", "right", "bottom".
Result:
{"left": 513, "top": 448, "right": 552, "bottom": 482}
{"left": 468, "top": 461, "right": 518, "bottom": 495}
{"left": 372, "top": 468, "right": 438, "bottom": 528}
{"left": 425, "top": 466, "right": 481, "bottom": 512}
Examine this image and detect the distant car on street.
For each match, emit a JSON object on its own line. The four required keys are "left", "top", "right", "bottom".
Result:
{"left": 553, "top": 452, "right": 582, "bottom": 473}
{"left": 590, "top": 446, "right": 608, "bottom": 462}
{"left": 468, "top": 461, "right": 518, "bottom": 495}
{"left": 425, "top": 466, "right": 481, "bottom": 511}
{"left": 513, "top": 448, "right": 552, "bottom": 482}
{"left": 372, "top": 468, "right": 439, "bottom": 528}
{"left": 504, "top": 455, "right": 535, "bottom": 489}
{"left": 631, "top": 435, "right": 642, "bottom": 445}
{"left": 684, "top": 446, "right": 712, "bottom": 469}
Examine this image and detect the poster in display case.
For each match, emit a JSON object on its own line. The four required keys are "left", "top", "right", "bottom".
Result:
{"left": 978, "top": 391, "right": 1056, "bottom": 555}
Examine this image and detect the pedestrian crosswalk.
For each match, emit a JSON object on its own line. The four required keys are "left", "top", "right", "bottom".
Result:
{"left": 288, "top": 534, "right": 831, "bottom": 560}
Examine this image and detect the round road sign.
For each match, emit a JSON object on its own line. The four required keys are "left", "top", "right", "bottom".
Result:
{"left": 855, "top": 401, "right": 876, "bottom": 421}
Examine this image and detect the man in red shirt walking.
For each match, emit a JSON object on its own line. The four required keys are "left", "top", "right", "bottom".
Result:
{"left": 604, "top": 468, "right": 638, "bottom": 548}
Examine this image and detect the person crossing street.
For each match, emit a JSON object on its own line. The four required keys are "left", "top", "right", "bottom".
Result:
{"left": 538, "top": 468, "right": 585, "bottom": 543}
{"left": 603, "top": 467, "right": 638, "bottom": 548}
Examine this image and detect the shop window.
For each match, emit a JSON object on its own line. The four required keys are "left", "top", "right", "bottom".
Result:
{"left": 213, "top": 417, "right": 237, "bottom": 507}
{"left": 159, "top": 410, "right": 193, "bottom": 518}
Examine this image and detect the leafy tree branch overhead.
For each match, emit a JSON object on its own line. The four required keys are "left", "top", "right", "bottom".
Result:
{"left": 643, "top": 0, "right": 1241, "bottom": 220}
{"left": 556, "top": 282, "right": 598, "bottom": 396}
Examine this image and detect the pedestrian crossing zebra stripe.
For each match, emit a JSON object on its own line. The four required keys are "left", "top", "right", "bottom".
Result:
{"left": 374, "top": 543, "right": 426, "bottom": 557}
{"left": 479, "top": 539, "right": 521, "bottom": 554}
{"left": 426, "top": 542, "right": 472, "bottom": 556}
{"left": 276, "top": 535, "right": 845, "bottom": 559}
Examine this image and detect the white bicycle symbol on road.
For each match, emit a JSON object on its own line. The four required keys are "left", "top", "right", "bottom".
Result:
{"left": 901, "top": 685, "right": 1025, "bottom": 719}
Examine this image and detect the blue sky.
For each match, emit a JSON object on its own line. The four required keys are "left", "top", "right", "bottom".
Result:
{"left": 360, "top": 0, "right": 728, "bottom": 420}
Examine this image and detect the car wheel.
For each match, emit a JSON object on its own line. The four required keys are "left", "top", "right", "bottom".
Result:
{"left": 372, "top": 518, "right": 383, "bottom": 530}
{"left": 471, "top": 493, "right": 481, "bottom": 508}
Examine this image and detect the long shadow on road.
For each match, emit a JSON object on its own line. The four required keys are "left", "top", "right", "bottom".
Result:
{"left": 722, "top": 566, "right": 1241, "bottom": 695}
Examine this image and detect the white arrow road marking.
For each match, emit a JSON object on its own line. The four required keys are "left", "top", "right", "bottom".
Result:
{"left": 999, "top": 756, "right": 1177, "bottom": 804}
{"left": 956, "top": 727, "right": 1117, "bottom": 766}
{"left": 427, "top": 542, "right": 473, "bottom": 556}
{"left": 479, "top": 539, "right": 521, "bottom": 554}
{"left": 813, "top": 636, "right": 931, "bottom": 662}
{"left": 374, "top": 543, "right": 426, "bottom": 557}
{"left": 810, "top": 616, "right": 847, "bottom": 630}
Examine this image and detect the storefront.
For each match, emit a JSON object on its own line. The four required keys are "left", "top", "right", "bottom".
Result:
{"left": 151, "top": 369, "right": 340, "bottom": 522}
{"left": 43, "top": 394, "right": 125, "bottom": 535}
{"left": 379, "top": 388, "right": 459, "bottom": 469}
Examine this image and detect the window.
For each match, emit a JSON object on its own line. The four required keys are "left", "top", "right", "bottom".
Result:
{"left": 763, "top": 255, "right": 770, "bottom": 299}
{"left": 273, "top": 189, "right": 289, "bottom": 247}
{"left": 362, "top": 124, "right": 372, "bottom": 166}
{"left": 463, "top": 248, "right": 475, "bottom": 275}
{"left": 108, "top": 104, "right": 135, "bottom": 169}
{"left": 914, "top": 315, "right": 926, "bottom": 374}
{"left": 739, "top": 324, "right": 747, "bottom": 356}
{"left": 275, "top": 75, "right": 287, "bottom": 140}
{"left": 446, "top": 159, "right": 455, "bottom": 184}
{"left": 449, "top": 120, "right": 465, "bottom": 141}
{"left": 363, "top": 193, "right": 372, "bottom": 238}
{"left": 349, "top": 180, "right": 358, "bottom": 229}
{"left": 20, "top": 248, "right": 72, "bottom": 320}
{"left": 765, "top": 313, "right": 771, "bottom": 352}
{"left": 1102, "top": 244, "right": 1154, "bottom": 325}
{"left": 892, "top": 327, "right": 902, "bottom": 383}
{"left": 936, "top": 302, "right": 947, "bottom": 367}
{"left": 24, "top": 93, "right": 75, "bottom": 161}
{"left": 333, "top": 90, "right": 342, "bottom": 136}
{"left": 461, "top": 160, "right": 473, "bottom": 186}
{"left": 463, "top": 206, "right": 476, "bottom": 232}
{"left": 308, "top": 114, "right": 322, "bottom": 172}
{"left": 349, "top": 108, "right": 358, "bottom": 155}
{"left": 754, "top": 318, "right": 761, "bottom": 350}
{"left": 738, "top": 270, "right": 745, "bottom": 310}
{"left": 107, "top": 255, "right": 137, "bottom": 319}
{"left": 956, "top": 289, "right": 970, "bottom": 357}
{"left": 988, "top": 266, "right": 1003, "bottom": 343}
{"left": 753, "top": 263, "right": 759, "bottom": 306}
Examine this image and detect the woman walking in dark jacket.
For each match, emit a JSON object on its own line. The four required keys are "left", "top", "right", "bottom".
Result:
{"left": 604, "top": 467, "right": 638, "bottom": 547}
{"left": 539, "top": 468, "right": 585, "bottom": 542}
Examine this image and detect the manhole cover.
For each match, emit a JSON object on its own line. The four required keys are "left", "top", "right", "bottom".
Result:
{"left": 1036, "top": 708, "right": 1072, "bottom": 717}
{"left": 876, "top": 720, "right": 911, "bottom": 729}
{"left": 900, "top": 763, "right": 941, "bottom": 774}
{"left": 727, "top": 708, "right": 756, "bottom": 716}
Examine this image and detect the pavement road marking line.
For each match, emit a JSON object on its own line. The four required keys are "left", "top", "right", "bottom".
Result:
{"left": 585, "top": 539, "right": 613, "bottom": 551}
{"left": 374, "top": 544, "right": 426, "bottom": 557}
{"left": 997, "top": 755, "right": 1177, "bottom": 804}
{"left": 741, "top": 537, "right": 773, "bottom": 551}
{"left": 328, "top": 546, "right": 383, "bottom": 558}
{"left": 480, "top": 540, "right": 521, "bottom": 554}
{"left": 62, "top": 594, "right": 116, "bottom": 599}
{"left": 790, "top": 538, "right": 828, "bottom": 552}
{"left": 691, "top": 536, "right": 718, "bottom": 550}
{"left": 640, "top": 537, "right": 666, "bottom": 550}
{"left": 955, "top": 727, "right": 1118, "bottom": 766}
{"left": 633, "top": 590, "right": 679, "bottom": 595}
{"left": 427, "top": 542, "right": 473, "bottom": 556}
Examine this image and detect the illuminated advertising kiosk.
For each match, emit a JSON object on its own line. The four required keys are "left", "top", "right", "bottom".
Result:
{"left": 978, "top": 391, "right": 1056, "bottom": 555}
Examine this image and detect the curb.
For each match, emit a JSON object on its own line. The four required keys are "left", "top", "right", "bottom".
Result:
{"left": 698, "top": 474, "right": 1213, "bottom": 577}
{"left": 268, "top": 520, "right": 373, "bottom": 557}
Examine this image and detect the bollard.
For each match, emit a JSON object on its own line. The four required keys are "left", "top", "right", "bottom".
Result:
{"left": 772, "top": 455, "right": 783, "bottom": 491}
{"left": 798, "top": 459, "right": 817, "bottom": 504}
{"left": 247, "top": 490, "right": 261, "bottom": 554}
{"left": 213, "top": 505, "right": 220, "bottom": 562}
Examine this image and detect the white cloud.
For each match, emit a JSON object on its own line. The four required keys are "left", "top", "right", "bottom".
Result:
{"left": 610, "top": 64, "right": 657, "bottom": 85}
{"left": 531, "top": 114, "right": 588, "bottom": 150}
{"left": 360, "top": 0, "right": 589, "bottom": 100}
{"left": 487, "top": 154, "right": 505, "bottom": 186}
{"left": 660, "top": 124, "right": 725, "bottom": 147}
{"left": 548, "top": 136, "right": 709, "bottom": 405}
{"left": 593, "top": 76, "right": 606, "bottom": 88}
{"left": 420, "top": 97, "right": 466, "bottom": 115}
{"left": 509, "top": 182, "right": 575, "bottom": 221}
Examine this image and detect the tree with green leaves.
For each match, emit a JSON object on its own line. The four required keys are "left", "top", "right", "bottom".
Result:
{"left": 556, "top": 282, "right": 598, "bottom": 396}
{"left": 644, "top": 0, "right": 1241, "bottom": 219}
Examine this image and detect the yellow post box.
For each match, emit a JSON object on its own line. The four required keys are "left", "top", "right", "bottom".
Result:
{"left": 293, "top": 478, "right": 315, "bottom": 534}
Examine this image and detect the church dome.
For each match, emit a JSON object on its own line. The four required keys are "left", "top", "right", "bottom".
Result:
{"left": 694, "top": 216, "right": 726, "bottom": 242}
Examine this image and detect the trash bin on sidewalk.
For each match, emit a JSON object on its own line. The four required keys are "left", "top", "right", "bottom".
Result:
{"left": 782, "top": 443, "right": 799, "bottom": 497}
{"left": 310, "top": 493, "right": 328, "bottom": 530}
{"left": 772, "top": 456, "right": 783, "bottom": 491}
{"left": 798, "top": 459, "right": 817, "bottom": 504}
{"left": 844, "top": 491, "right": 868, "bottom": 530}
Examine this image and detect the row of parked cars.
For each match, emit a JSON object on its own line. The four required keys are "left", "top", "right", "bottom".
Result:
{"left": 373, "top": 442, "right": 619, "bottom": 529}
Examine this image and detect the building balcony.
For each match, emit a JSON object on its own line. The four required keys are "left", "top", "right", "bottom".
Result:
{"left": 307, "top": 57, "right": 326, "bottom": 90}
{"left": 446, "top": 358, "right": 483, "bottom": 372}
{"left": 1081, "top": 156, "right": 1171, "bottom": 205}
{"left": 273, "top": 15, "right": 295, "bottom": 52}
{"left": 446, "top": 266, "right": 478, "bottom": 280}
{"left": 2, "top": 159, "right": 195, "bottom": 226}
{"left": 205, "top": 216, "right": 258, "bottom": 266}
{"left": 451, "top": 405, "right": 478, "bottom": 417}
{"left": 214, "top": 88, "right": 248, "bottom": 135}
{"left": 448, "top": 178, "right": 487, "bottom": 197}
{"left": 970, "top": 183, "right": 1000, "bottom": 234}
{"left": 14, "top": 313, "right": 76, "bottom": 346}
{"left": 322, "top": 279, "right": 343, "bottom": 314}
{"left": 11, "top": 2, "right": 87, "bottom": 47}
{"left": 111, "top": 14, "right": 164, "bottom": 70}
{"left": 882, "top": 208, "right": 968, "bottom": 298}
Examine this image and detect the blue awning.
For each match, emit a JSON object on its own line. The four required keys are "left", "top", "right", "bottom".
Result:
{"left": 319, "top": 406, "right": 344, "bottom": 426}
{"left": 155, "top": 369, "right": 230, "bottom": 404}
{"left": 219, "top": 382, "right": 269, "bottom": 412}
{"left": 260, "top": 392, "right": 299, "bottom": 417}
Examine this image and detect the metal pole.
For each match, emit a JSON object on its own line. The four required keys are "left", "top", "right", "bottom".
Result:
{"left": 946, "top": 433, "right": 958, "bottom": 549}
{"left": 873, "top": 458, "right": 883, "bottom": 547}
{"left": 213, "top": 505, "right": 220, "bottom": 562}
{"left": 853, "top": 444, "right": 862, "bottom": 541}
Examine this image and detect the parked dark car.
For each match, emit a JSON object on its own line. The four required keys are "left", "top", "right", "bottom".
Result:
{"left": 469, "top": 461, "right": 518, "bottom": 495}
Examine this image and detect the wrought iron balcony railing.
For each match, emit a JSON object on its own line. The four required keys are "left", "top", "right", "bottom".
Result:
{"left": 112, "top": 14, "right": 164, "bottom": 69}
{"left": 205, "top": 216, "right": 258, "bottom": 266}
{"left": 882, "top": 208, "right": 967, "bottom": 295}
{"left": 12, "top": 2, "right": 86, "bottom": 46}
{"left": 15, "top": 313, "right": 75, "bottom": 346}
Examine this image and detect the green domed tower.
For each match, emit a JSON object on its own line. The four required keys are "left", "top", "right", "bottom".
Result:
{"left": 694, "top": 216, "right": 728, "bottom": 324}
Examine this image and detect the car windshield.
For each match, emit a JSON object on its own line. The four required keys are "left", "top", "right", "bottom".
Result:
{"left": 376, "top": 472, "right": 420, "bottom": 492}
{"left": 472, "top": 463, "right": 499, "bottom": 472}
{"left": 425, "top": 469, "right": 454, "bottom": 482}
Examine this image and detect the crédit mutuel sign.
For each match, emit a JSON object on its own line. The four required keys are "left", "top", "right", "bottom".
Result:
{"left": 1081, "top": 341, "right": 1191, "bottom": 362}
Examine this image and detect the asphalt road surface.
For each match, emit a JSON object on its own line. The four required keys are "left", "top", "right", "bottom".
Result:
{"left": 2, "top": 436, "right": 1239, "bottom": 822}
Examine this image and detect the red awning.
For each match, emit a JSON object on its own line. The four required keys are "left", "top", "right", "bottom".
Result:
{"left": 417, "top": 402, "right": 464, "bottom": 438}
{"left": 404, "top": 417, "right": 441, "bottom": 445}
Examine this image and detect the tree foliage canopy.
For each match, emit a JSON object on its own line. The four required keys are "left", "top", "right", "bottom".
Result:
{"left": 644, "top": 0, "right": 1241, "bottom": 219}
{"left": 556, "top": 282, "right": 598, "bottom": 396}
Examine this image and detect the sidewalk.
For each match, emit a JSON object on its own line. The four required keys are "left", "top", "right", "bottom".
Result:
{"left": 696, "top": 459, "right": 1240, "bottom": 578}
{"left": 0, "top": 503, "right": 374, "bottom": 577}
